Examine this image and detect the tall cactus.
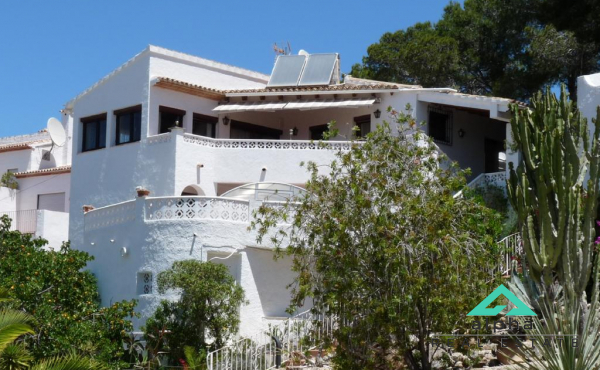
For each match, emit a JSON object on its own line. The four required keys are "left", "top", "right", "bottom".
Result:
{"left": 507, "top": 85, "right": 600, "bottom": 304}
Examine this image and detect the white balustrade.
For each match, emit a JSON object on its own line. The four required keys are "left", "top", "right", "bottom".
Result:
{"left": 145, "top": 196, "right": 249, "bottom": 222}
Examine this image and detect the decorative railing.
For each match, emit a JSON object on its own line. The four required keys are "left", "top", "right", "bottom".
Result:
{"left": 145, "top": 196, "right": 249, "bottom": 222}
{"left": 84, "top": 201, "right": 136, "bottom": 231}
{"left": 467, "top": 171, "right": 507, "bottom": 190}
{"left": 182, "top": 133, "right": 357, "bottom": 151}
{"left": 0, "top": 210, "right": 37, "bottom": 234}
{"left": 207, "top": 310, "right": 334, "bottom": 370}
{"left": 146, "top": 133, "right": 171, "bottom": 145}
{"left": 454, "top": 171, "right": 507, "bottom": 199}
{"left": 498, "top": 232, "right": 523, "bottom": 275}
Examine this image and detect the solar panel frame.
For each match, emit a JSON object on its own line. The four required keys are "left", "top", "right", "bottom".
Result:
{"left": 297, "top": 54, "right": 338, "bottom": 86}
{"left": 267, "top": 55, "right": 307, "bottom": 87}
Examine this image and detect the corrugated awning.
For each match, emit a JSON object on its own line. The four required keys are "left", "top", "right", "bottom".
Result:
{"left": 213, "top": 101, "right": 287, "bottom": 113}
{"left": 284, "top": 98, "right": 376, "bottom": 110}
{"left": 213, "top": 98, "right": 376, "bottom": 113}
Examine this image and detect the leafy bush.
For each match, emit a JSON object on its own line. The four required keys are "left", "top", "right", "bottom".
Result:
{"left": 0, "top": 215, "right": 137, "bottom": 368}
{"left": 0, "top": 172, "right": 18, "bottom": 190}
{"left": 252, "top": 107, "right": 503, "bottom": 370}
{"left": 143, "top": 260, "right": 246, "bottom": 363}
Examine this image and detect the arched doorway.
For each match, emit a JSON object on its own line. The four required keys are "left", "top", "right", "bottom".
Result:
{"left": 181, "top": 185, "right": 205, "bottom": 196}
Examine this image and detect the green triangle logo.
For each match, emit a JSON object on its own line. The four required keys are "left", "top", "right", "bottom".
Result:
{"left": 467, "top": 284, "right": 536, "bottom": 316}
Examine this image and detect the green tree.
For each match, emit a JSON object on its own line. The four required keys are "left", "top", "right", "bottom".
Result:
{"left": 0, "top": 216, "right": 137, "bottom": 368}
{"left": 0, "top": 289, "right": 106, "bottom": 370}
{"left": 350, "top": 0, "right": 600, "bottom": 101}
{"left": 252, "top": 108, "right": 503, "bottom": 370}
{"left": 143, "top": 260, "right": 246, "bottom": 362}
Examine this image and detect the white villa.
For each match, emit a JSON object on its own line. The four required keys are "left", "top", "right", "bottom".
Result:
{"left": 0, "top": 123, "right": 71, "bottom": 250}
{"left": 3, "top": 44, "right": 550, "bottom": 337}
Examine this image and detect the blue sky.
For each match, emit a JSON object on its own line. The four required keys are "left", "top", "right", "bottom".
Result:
{"left": 0, "top": 0, "right": 459, "bottom": 137}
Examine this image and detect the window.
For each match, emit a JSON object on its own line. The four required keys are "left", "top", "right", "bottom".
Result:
{"left": 428, "top": 106, "right": 453, "bottom": 145}
{"left": 159, "top": 106, "right": 185, "bottom": 134}
{"left": 137, "top": 272, "right": 153, "bottom": 294}
{"left": 193, "top": 113, "right": 218, "bottom": 138}
{"left": 81, "top": 114, "right": 107, "bottom": 152}
{"left": 37, "top": 192, "right": 66, "bottom": 212}
{"left": 353, "top": 115, "right": 371, "bottom": 138}
{"left": 230, "top": 120, "right": 282, "bottom": 140}
{"left": 115, "top": 105, "right": 142, "bottom": 145}
{"left": 309, "top": 124, "right": 329, "bottom": 140}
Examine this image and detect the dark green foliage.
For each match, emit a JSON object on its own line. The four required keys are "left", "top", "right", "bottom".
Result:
{"left": 143, "top": 260, "right": 246, "bottom": 363}
{"left": 252, "top": 108, "right": 503, "bottom": 370}
{"left": 350, "top": 0, "right": 600, "bottom": 101}
{"left": 0, "top": 215, "right": 137, "bottom": 368}
{"left": 463, "top": 184, "right": 517, "bottom": 237}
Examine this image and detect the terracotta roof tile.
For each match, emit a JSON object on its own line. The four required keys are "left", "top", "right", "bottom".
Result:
{"left": 0, "top": 140, "right": 51, "bottom": 154}
{"left": 14, "top": 166, "right": 71, "bottom": 178}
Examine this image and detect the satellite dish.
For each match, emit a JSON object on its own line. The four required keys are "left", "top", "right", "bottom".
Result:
{"left": 47, "top": 118, "right": 66, "bottom": 147}
{"left": 42, "top": 117, "right": 66, "bottom": 161}
{"left": 298, "top": 49, "right": 309, "bottom": 56}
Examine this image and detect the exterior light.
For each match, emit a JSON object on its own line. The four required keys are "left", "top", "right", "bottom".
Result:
{"left": 222, "top": 116, "right": 230, "bottom": 126}
{"left": 374, "top": 109, "right": 381, "bottom": 119}
{"left": 458, "top": 128, "right": 465, "bottom": 138}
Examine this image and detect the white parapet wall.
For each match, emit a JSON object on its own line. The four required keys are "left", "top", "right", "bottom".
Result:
{"left": 82, "top": 195, "right": 302, "bottom": 337}
{"left": 35, "top": 210, "right": 69, "bottom": 250}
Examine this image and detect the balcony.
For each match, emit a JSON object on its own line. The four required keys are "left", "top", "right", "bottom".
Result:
{"left": 0, "top": 209, "right": 38, "bottom": 233}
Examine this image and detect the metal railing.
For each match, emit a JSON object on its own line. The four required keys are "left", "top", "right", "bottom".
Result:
{"left": 207, "top": 310, "right": 334, "bottom": 370}
{"left": 0, "top": 209, "right": 37, "bottom": 234}
{"left": 498, "top": 232, "right": 523, "bottom": 275}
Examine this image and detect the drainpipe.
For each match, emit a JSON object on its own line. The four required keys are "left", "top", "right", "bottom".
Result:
{"left": 271, "top": 335, "right": 282, "bottom": 368}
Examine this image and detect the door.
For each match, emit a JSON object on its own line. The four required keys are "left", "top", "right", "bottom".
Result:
{"left": 484, "top": 138, "right": 506, "bottom": 173}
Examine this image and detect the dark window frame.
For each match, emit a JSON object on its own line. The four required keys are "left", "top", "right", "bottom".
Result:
{"left": 115, "top": 105, "right": 142, "bottom": 145}
{"left": 81, "top": 113, "right": 107, "bottom": 152}
{"left": 159, "top": 106, "right": 186, "bottom": 134}
{"left": 428, "top": 105, "right": 453, "bottom": 146}
{"left": 192, "top": 113, "right": 218, "bottom": 138}
{"left": 230, "top": 120, "right": 282, "bottom": 140}
{"left": 353, "top": 114, "right": 371, "bottom": 138}
{"left": 309, "top": 124, "right": 329, "bottom": 140}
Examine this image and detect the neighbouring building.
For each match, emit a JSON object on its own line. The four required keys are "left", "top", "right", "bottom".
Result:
{"left": 60, "top": 45, "right": 519, "bottom": 336}
{"left": 0, "top": 121, "right": 72, "bottom": 250}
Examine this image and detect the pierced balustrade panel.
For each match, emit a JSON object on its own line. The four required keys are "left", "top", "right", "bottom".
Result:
{"left": 183, "top": 134, "right": 357, "bottom": 151}
{"left": 145, "top": 197, "right": 249, "bottom": 222}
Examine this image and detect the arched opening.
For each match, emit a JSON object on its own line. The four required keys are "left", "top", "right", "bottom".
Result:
{"left": 181, "top": 185, "right": 205, "bottom": 196}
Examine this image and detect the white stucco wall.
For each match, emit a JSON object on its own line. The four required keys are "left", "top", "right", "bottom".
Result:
{"left": 0, "top": 187, "right": 17, "bottom": 212}
{"left": 35, "top": 210, "right": 69, "bottom": 250}
{"left": 82, "top": 196, "right": 298, "bottom": 337}
{"left": 578, "top": 73, "right": 600, "bottom": 134}
{"left": 16, "top": 173, "right": 71, "bottom": 212}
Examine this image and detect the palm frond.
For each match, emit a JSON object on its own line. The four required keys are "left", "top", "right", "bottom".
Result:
{"left": 0, "top": 310, "right": 34, "bottom": 351}
{"left": 0, "top": 343, "right": 33, "bottom": 370}
{"left": 29, "top": 356, "right": 108, "bottom": 370}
